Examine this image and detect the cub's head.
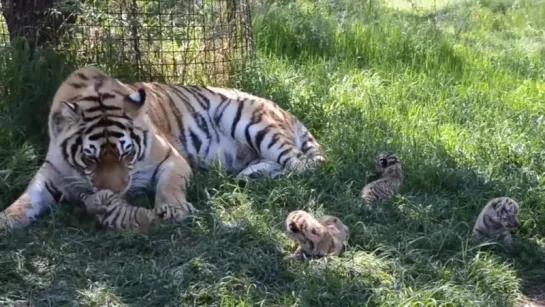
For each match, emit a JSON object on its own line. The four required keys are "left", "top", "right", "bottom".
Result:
{"left": 285, "top": 210, "right": 326, "bottom": 243}
{"left": 374, "top": 151, "right": 403, "bottom": 178}
{"left": 496, "top": 198, "right": 521, "bottom": 230}
{"left": 50, "top": 72, "right": 148, "bottom": 194}
{"left": 83, "top": 189, "right": 116, "bottom": 216}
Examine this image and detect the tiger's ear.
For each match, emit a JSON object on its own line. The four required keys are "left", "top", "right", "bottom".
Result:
{"left": 60, "top": 100, "right": 81, "bottom": 118}
{"left": 51, "top": 101, "right": 82, "bottom": 138}
{"left": 124, "top": 88, "right": 146, "bottom": 119}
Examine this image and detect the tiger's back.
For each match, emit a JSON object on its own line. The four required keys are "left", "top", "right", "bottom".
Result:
{"left": 133, "top": 82, "right": 325, "bottom": 178}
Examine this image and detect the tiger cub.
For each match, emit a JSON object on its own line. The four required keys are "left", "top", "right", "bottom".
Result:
{"left": 361, "top": 151, "right": 403, "bottom": 208}
{"left": 81, "top": 190, "right": 157, "bottom": 234}
{"left": 472, "top": 197, "right": 521, "bottom": 247}
{"left": 284, "top": 210, "right": 349, "bottom": 260}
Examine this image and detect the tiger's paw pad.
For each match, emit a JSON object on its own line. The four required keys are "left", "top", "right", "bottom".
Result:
{"left": 154, "top": 203, "right": 190, "bottom": 222}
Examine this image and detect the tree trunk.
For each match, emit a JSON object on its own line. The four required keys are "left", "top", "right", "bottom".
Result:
{"left": 0, "top": 0, "right": 77, "bottom": 51}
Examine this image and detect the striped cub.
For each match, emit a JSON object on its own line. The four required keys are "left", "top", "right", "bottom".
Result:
{"left": 284, "top": 210, "right": 349, "bottom": 260}
{"left": 361, "top": 151, "right": 403, "bottom": 208}
{"left": 82, "top": 189, "right": 157, "bottom": 234}
{"left": 472, "top": 197, "right": 520, "bottom": 247}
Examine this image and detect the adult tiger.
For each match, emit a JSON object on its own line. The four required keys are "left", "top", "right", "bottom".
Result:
{"left": 0, "top": 66, "right": 324, "bottom": 229}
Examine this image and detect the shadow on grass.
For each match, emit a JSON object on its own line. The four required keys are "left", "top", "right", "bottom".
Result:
{"left": 0, "top": 205, "right": 293, "bottom": 306}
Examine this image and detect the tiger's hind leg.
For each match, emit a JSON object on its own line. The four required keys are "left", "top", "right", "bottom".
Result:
{"left": 0, "top": 161, "right": 64, "bottom": 230}
{"left": 235, "top": 159, "right": 283, "bottom": 180}
{"left": 255, "top": 126, "right": 324, "bottom": 178}
{"left": 230, "top": 115, "right": 324, "bottom": 180}
{"left": 237, "top": 136, "right": 319, "bottom": 180}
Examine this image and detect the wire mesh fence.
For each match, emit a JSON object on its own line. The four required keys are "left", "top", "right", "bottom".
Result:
{"left": 0, "top": 0, "right": 254, "bottom": 85}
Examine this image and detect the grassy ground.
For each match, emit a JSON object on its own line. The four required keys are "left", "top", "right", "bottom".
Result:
{"left": 1, "top": 0, "right": 545, "bottom": 306}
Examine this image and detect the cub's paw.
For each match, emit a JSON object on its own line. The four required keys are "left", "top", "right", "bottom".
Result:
{"left": 283, "top": 253, "right": 308, "bottom": 262}
{"left": 282, "top": 254, "right": 297, "bottom": 261}
{"left": 283, "top": 250, "right": 307, "bottom": 261}
{"left": 503, "top": 233, "right": 513, "bottom": 247}
{"left": 154, "top": 202, "right": 192, "bottom": 222}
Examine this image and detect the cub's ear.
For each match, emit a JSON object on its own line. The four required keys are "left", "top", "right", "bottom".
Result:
{"left": 124, "top": 88, "right": 146, "bottom": 119}
{"left": 51, "top": 101, "right": 82, "bottom": 138}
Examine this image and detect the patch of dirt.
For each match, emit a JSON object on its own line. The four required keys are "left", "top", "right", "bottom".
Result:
{"left": 521, "top": 292, "right": 545, "bottom": 307}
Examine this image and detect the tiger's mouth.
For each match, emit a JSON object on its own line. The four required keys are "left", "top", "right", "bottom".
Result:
{"left": 89, "top": 175, "right": 132, "bottom": 194}
{"left": 89, "top": 153, "right": 131, "bottom": 194}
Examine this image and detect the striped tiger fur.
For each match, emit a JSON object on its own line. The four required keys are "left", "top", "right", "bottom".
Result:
{"left": 81, "top": 189, "right": 156, "bottom": 234}
{"left": 472, "top": 197, "right": 520, "bottom": 247}
{"left": 361, "top": 151, "right": 403, "bottom": 208}
{"left": 0, "top": 66, "right": 324, "bottom": 229}
{"left": 284, "top": 210, "right": 349, "bottom": 260}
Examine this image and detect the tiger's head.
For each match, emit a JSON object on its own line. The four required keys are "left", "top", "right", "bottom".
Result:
{"left": 497, "top": 199, "right": 521, "bottom": 230}
{"left": 50, "top": 72, "right": 148, "bottom": 194}
{"left": 374, "top": 151, "right": 403, "bottom": 179}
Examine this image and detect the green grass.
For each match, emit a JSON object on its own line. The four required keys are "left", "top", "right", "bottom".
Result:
{"left": 2, "top": 0, "right": 545, "bottom": 305}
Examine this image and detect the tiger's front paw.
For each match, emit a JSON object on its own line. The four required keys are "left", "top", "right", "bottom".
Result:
{"left": 154, "top": 202, "right": 192, "bottom": 222}
{"left": 0, "top": 211, "right": 17, "bottom": 230}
